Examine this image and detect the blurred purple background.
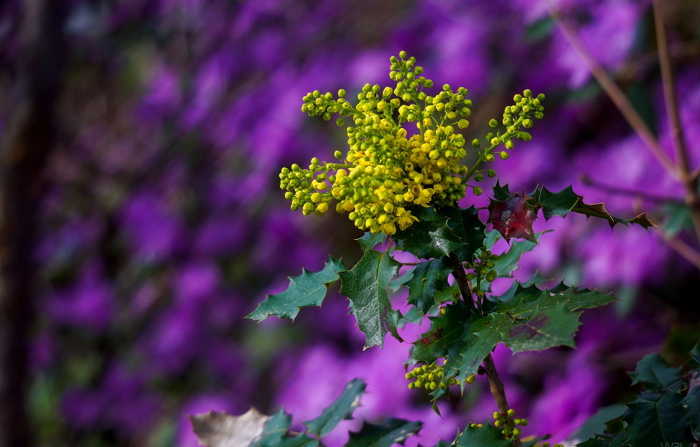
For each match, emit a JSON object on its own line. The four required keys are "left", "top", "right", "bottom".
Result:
{"left": 1, "top": 0, "right": 699, "bottom": 446}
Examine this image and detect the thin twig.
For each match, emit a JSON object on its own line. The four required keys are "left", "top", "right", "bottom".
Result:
{"left": 447, "top": 254, "right": 521, "bottom": 446}
{"left": 447, "top": 253, "right": 476, "bottom": 308}
{"left": 656, "top": 229, "right": 700, "bottom": 271}
{"left": 545, "top": 0, "right": 676, "bottom": 177}
{"left": 579, "top": 173, "right": 684, "bottom": 205}
{"left": 652, "top": 0, "right": 700, "bottom": 244}
{"left": 483, "top": 353, "right": 522, "bottom": 447}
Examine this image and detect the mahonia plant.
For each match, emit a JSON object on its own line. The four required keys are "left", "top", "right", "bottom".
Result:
{"left": 279, "top": 51, "right": 542, "bottom": 235}
{"left": 242, "top": 53, "right": 660, "bottom": 447}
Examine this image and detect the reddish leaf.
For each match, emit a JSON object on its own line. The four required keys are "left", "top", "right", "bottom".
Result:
{"left": 487, "top": 194, "right": 537, "bottom": 243}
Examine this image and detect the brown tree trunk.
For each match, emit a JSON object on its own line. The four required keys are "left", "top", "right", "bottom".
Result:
{"left": 0, "top": 1, "right": 66, "bottom": 446}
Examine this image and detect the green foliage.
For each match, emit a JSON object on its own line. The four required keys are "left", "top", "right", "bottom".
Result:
{"left": 304, "top": 379, "right": 366, "bottom": 437}
{"left": 453, "top": 422, "right": 511, "bottom": 447}
{"left": 248, "top": 257, "right": 345, "bottom": 321}
{"left": 339, "top": 250, "right": 402, "bottom": 348}
{"left": 345, "top": 418, "right": 422, "bottom": 447}
{"left": 406, "top": 258, "right": 451, "bottom": 314}
{"left": 576, "top": 353, "right": 700, "bottom": 446}
{"left": 529, "top": 185, "right": 656, "bottom": 228}
{"left": 245, "top": 52, "right": 671, "bottom": 447}
{"left": 393, "top": 207, "right": 466, "bottom": 260}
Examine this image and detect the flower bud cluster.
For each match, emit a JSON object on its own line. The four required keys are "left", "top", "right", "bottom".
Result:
{"left": 493, "top": 409, "right": 528, "bottom": 441}
{"left": 469, "top": 89, "right": 545, "bottom": 181}
{"left": 280, "top": 53, "right": 544, "bottom": 235}
{"left": 405, "top": 362, "right": 475, "bottom": 391}
{"left": 466, "top": 246, "right": 498, "bottom": 299}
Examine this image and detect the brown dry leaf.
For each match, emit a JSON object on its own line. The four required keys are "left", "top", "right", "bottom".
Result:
{"left": 189, "top": 407, "right": 271, "bottom": 447}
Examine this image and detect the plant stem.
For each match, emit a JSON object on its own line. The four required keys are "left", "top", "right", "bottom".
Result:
{"left": 652, "top": 0, "right": 700, "bottom": 245}
{"left": 447, "top": 253, "right": 476, "bottom": 308}
{"left": 544, "top": 0, "right": 676, "bottom": 176}
{"left": 483, "top": 353, "right": 522, "bottom": 447}
{"left": 447, "top": 253, "right": 520, "bottom": 446}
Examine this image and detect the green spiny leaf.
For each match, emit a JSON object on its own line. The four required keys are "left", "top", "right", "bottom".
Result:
{"left": 445, "top": 284, "right": 615, "bottom": 383}
{"left": 358, "top": 232, "right": 388, "bottom": 252}
{"left": 623, "top": 393, "right": 687, "bottom": 446}
{"left": 252, "top": 409, "right": 292, "bottom": 446}
{"left": 406, "top": 259, "right": 452, "bottom": 314}
{"left": 629, "top": 353, "right": 682, "bottom": 392}
{"left": 248, "top": 257, "right": 345, "bottom": 321}
{"left": 340, "top": 250, "right": 401, "bottom": 348}
{"left": 411, "top": 300, "right": 478, "bottom": 364}
{"left": 393, "top": 207, "right": 464, "bottom": 259}
{"left": 492, "top": 181, "right": 513, "bottom": 201}
{"left": 444, "top": 206, "right": 487, "bottom": 262}
{"left": 345, "top": 418, "right": 422, "bottom": 447}
{"left": 479, "top": 231, "right": 546, "bottom": 292}
{"left": 388, "top": 266, "right": 415, "bottom": 292}
{"left": 530, "top": 185, "right": 656, "bottom": 228}
{"left": 454, "top": 422, "right": 511, "bottom": 447}
{"left": 304, "top": 379, "right": 365, "bottom": 438}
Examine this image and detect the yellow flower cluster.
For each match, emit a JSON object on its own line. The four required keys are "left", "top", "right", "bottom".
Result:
{"left": 279, "top": 52, "right": 544, "bottom": 236}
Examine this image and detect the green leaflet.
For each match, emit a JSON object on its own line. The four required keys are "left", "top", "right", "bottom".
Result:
{"left": 623, "top": 393, "right": 687, "bottom": 446}
{"left": 248, "top": 257, "right": 345, "bottom": 321}
{"left": 629, "top": 353, "right": 683, "bottom": 392}
{"left": 444, "top": 206, "right": 486, "bottom": 263}
{"left": 339, "top": 249, "right": 401, "bottom": 349}
{"left": 304, "top": 379, "right": 365, "bottom": 438}
{"left": 345, "top": 418, "right": 422, "bottom": 447}
{"left": 393, "top": 207, "right": 464, "bottom": 260}
{"left": 406, "top": 258, "right": 452, "bottom": 314}
{"left": 478, "top": 230, "right": 544, "bottom": 292}
{"left": 529, "top": 185, "right": 656, "bottom": 228}
{"left": 357, "top": 232, "right": 388, "bottom": 252}
{"left": 413, "top": 282, "right": 616, "bottom": 384}
{"left": 576, "top": 354, "right": 700, "bottom": 445}
{"left": 453, "top": 422, "right": 511, "bottom": 447}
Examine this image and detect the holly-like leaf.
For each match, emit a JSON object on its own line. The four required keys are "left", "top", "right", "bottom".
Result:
{"left": 623, "top": 393, "right": 687, "bottom": 446}
{"left": 248, "top": 257, "right": 345, "bottom": 321}
{"left": 629, "top": 353, "right": 682, "bottom": 392}
{"left": 345, "top": 418, "right": 422, "bottom": 447}
{"left": 492, "top": 180, "right": 513, "bottom": 201}
{"left": 420, "top": 283, "right": 615, "bottom": 383}
{"left": 339, "top": 250, "right": 401, "bottom": 348}
{"left": 454, "top": 422, "right": 511, "bottom": 447}
{"left": 358, "top": 232, "right": 388, "bottom": 252}
{"left": 304, "top": 379, "right": 365, "bottom": 437}
{"left": 393, "top": 207, "right": 464, "bottom": 259}
{"left": 411, "top": 300, "right": 478, "bottom": 364}
{"left": 406, "top": 258, "right": 452, "bottom": 314}
{"left": 487, "top": 194, "right": 537, "bottom": 243}
{"left": 388, "top": 267, "right": 415, "bottom": 292}
{"left": 444, "top": 206, "right": 487, "bottom": 262}
{"left": 190, "top": 408, "right": 272, "bottom": 447}
{"left": 530, "top": 185, "right": 656, "bottom": 228}
{"left": 478, "top": 230, "right": 545, "bottom": 292}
